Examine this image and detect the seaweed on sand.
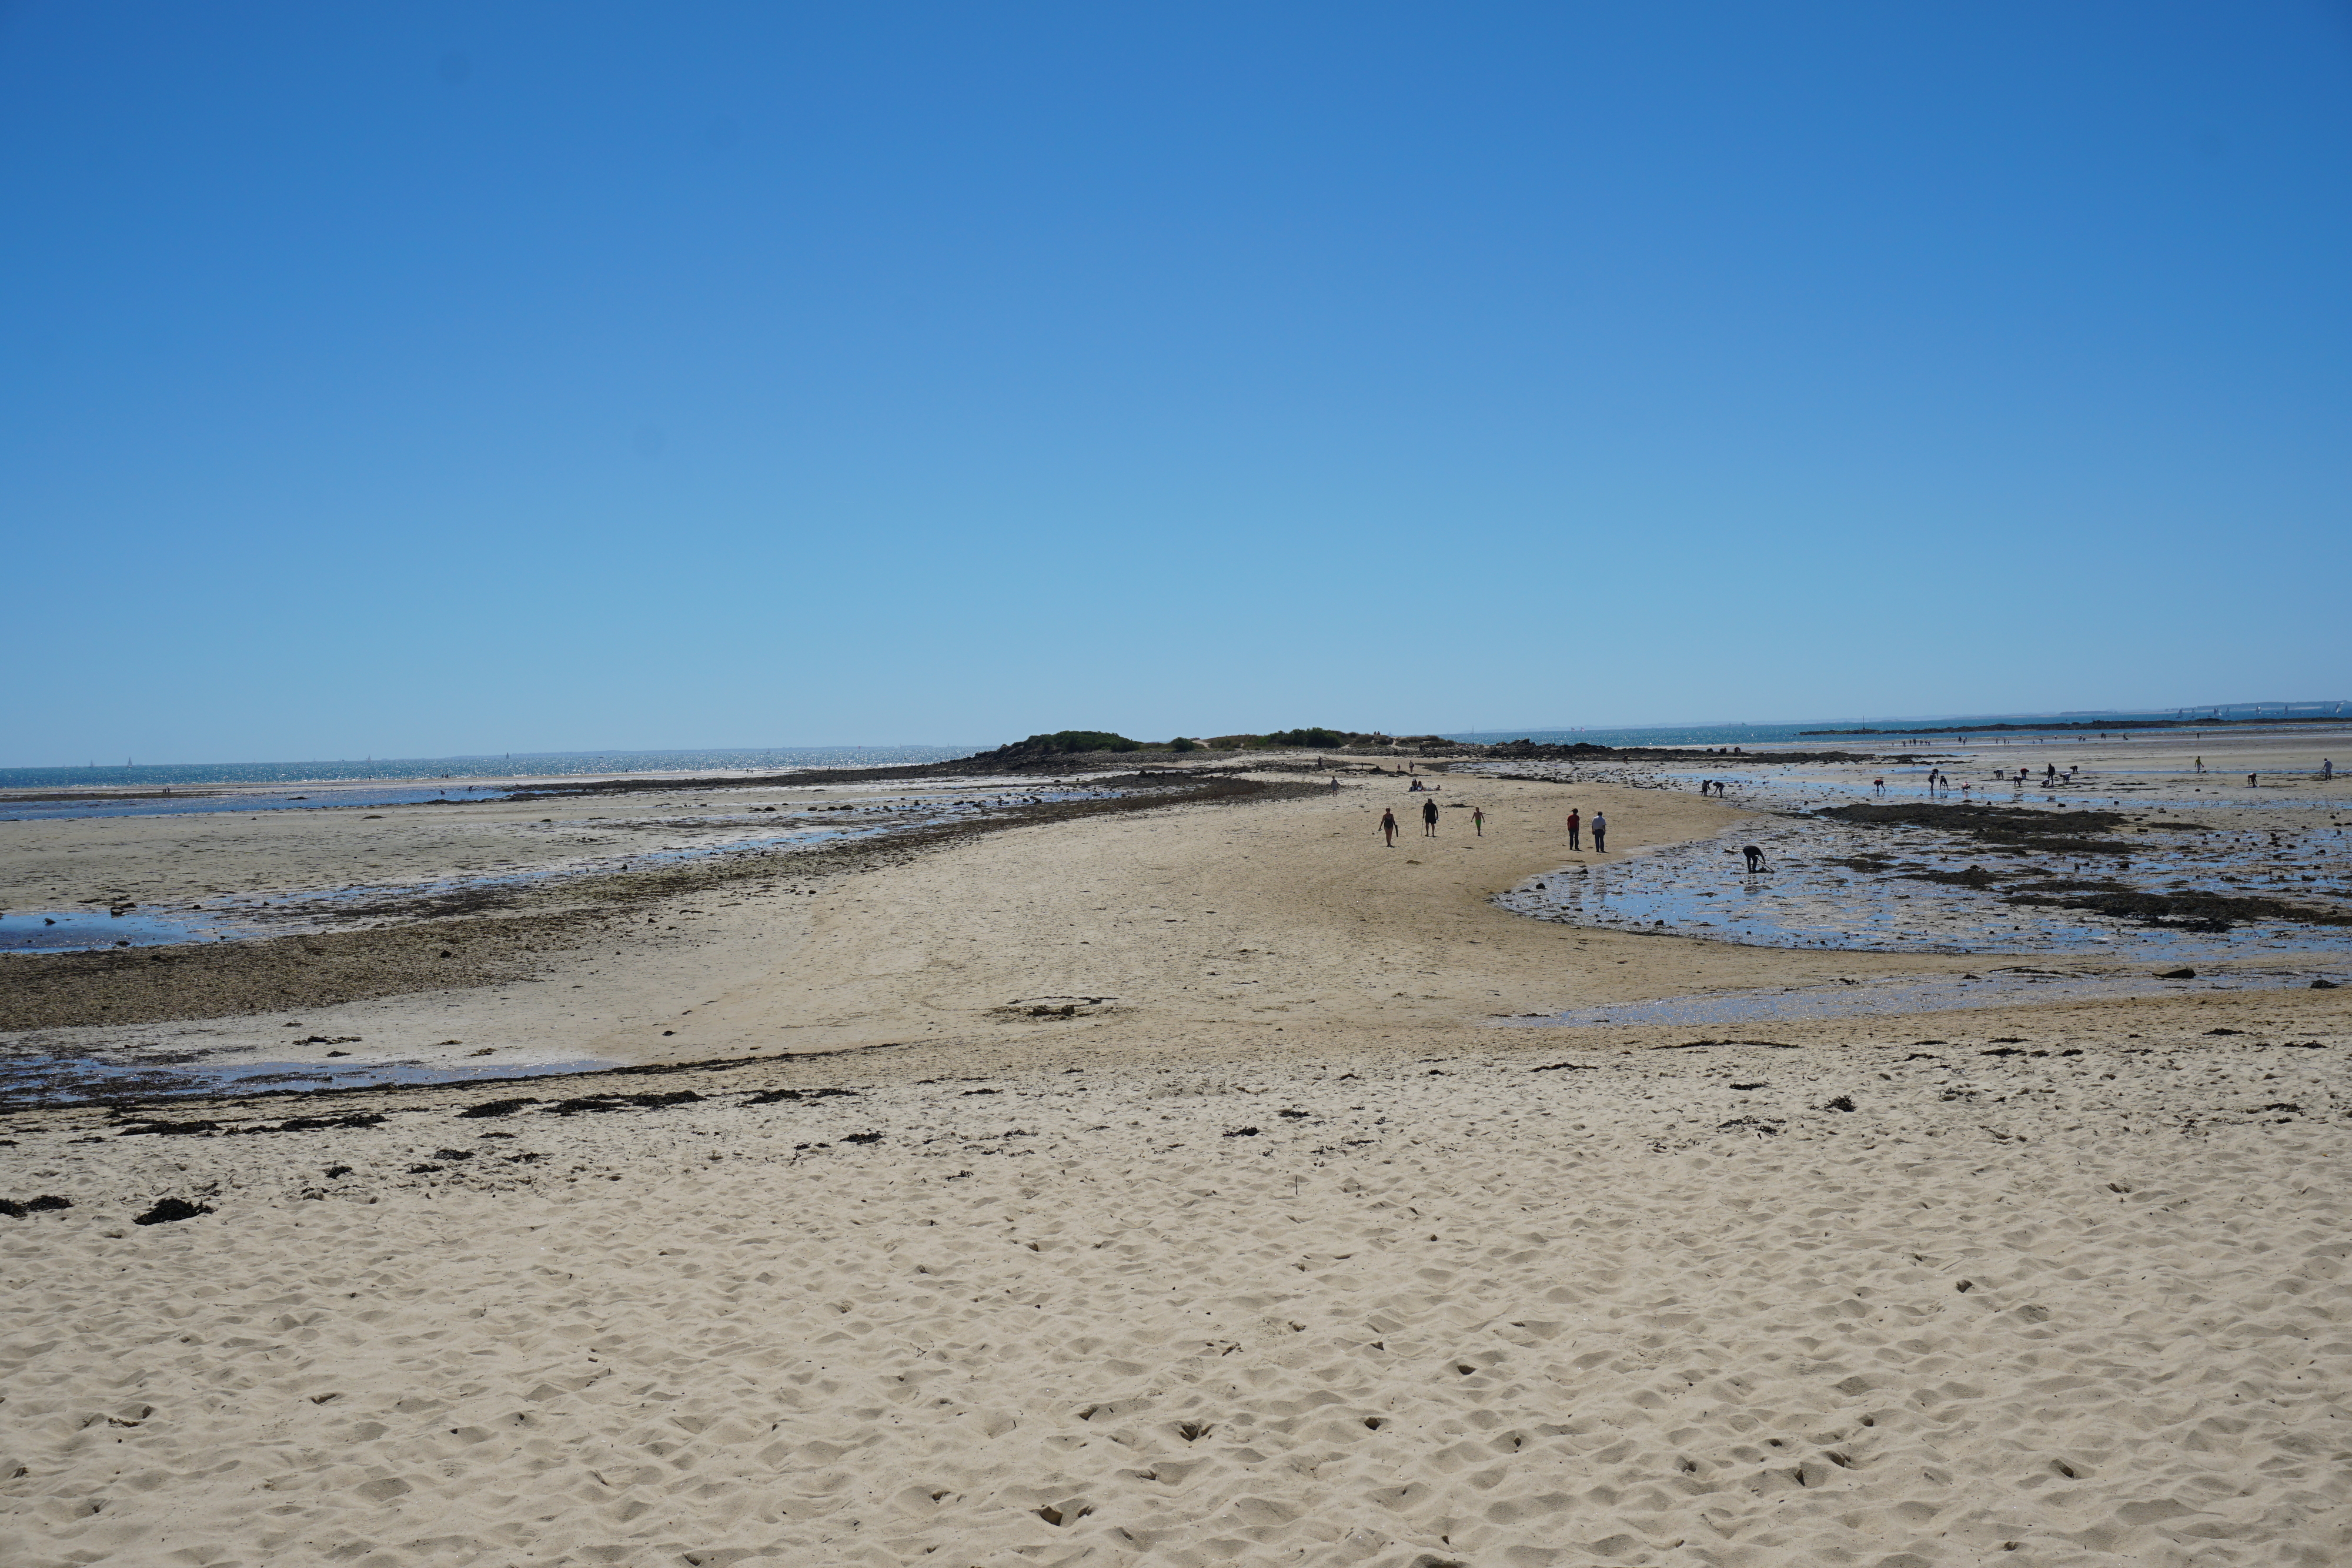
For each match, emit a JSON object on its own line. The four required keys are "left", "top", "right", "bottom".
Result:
{"left": 2002, "top": 888, "right": 2352, "bottom": 931}
{"left": 1897, "top": 866, "right": 2001, "bottom": 890}
{"left": 1815, "top": 803, "right": 2138, "bottom": 857}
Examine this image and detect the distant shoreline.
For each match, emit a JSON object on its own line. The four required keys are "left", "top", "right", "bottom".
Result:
{"left": 1802, "top": 714, "right": 2351, "bottom": 737}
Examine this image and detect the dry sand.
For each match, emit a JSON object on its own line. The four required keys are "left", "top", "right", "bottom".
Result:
{"left": 4, "top": 737, "right": 2350, "bottom": 1564}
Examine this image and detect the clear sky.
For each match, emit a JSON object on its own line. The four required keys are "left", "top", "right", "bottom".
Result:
{"left": 5, "top": 2, "right": 2348, "bottom": 764}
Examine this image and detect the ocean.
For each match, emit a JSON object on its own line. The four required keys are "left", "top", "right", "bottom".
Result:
{"left": 0, "top": 745, "right": 983, "bottom": 794}
{"left": 1441, "top": 707, "right": 2347, "bottom": 750}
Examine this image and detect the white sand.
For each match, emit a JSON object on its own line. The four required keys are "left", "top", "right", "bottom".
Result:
{"left": 5, "top": 1034, "right": 2348, "bottom": 1566}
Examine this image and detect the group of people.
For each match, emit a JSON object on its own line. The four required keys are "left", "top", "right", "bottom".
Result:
{"left": 1696, "top": 780, "right": 1730, "bottom": 797}
{"left": 1375, "top": 790, "right": 1603, "bottom": 852}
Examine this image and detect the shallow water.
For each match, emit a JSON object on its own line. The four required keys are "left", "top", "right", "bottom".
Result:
{"left": 0, "top": 1049, "right": 613, "bottom": 1108}
{"left": 0, "top": 784, "right": 517, "bottom": 824}
{"left": 0, "top": 745, "right": 981, "bottom": 793}
{"left": 6, "top": 785, "right": 1135, "bottom": 948}
{"left": 1655, "top": 767, "right": 2335, "bottom": 814}
{"left": 225, "top": 785, "right": 1130, "bottom": 925}
{"left": 1499, "top": 817, "right": 2352, "bottom": 962}
{"left": 0, "top": 908, "right": 252, "bottom": 954}
{"left": 1497, "top": 964, "right": 2347, "bottom": 1030}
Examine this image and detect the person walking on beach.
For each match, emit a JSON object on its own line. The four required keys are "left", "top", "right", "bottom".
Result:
{"left": 2195, "top": 756, "right": 2204, "bottom": 774}
{"left": 1566, "top": 808, "right": 1582, "bottom": 850}
{"left": 1471, "top": 806, "right": 1485, "bottom": 835}
{"left": 1422, "top": 797, "right": 1440, "bottom": 837}
{"left": 1379, "top": 807, "right": 1399, "bottom": 846}
{"left": 2324, "top": 758, "right": 2336, "bottom": 781}
{"left": 2248, "top": 773, "right": 2259, "bottom": 789}
{"left": 1591, "top": 811, "right": 1608, "bottom": 852}
{"left": 1329, "top": 775, "right": 1342, "bottom": 792}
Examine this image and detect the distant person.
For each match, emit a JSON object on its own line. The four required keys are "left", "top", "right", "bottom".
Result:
{"left": 1873, "top": 777, "right": 1885, "bottom": 795}
{"left": 2324, "top": 759, "right": 2334, "bottom": 781}
{"left": 1408, "top": 777, "right": 1424, "bottom": 793}
{"left": 1379, "top": 807, "right": 1399, "bottom": 847}
{"left": 2248, "top": 773, "right": 2259, "bottom": 788}
{"left": 1742, "top": 844, "right": 1770, "bottom": 873}
{"left": 1471, "top": 806, "right": 1485, "bottom": 835}
{"left": 1329, "top": 775, "right": 1342, "bottom": 791}
{"left": 1565, "top": 808, "right": 1582, "bottom": 850}
{"left": 2195, "top": 756, "right": 2204, "bottom": 774}
{"left": 1591, "top": 811, "right": 1608, "bottom": 852}
{"left": 1422, "top": 797, "right": 1439, "bottom": 837}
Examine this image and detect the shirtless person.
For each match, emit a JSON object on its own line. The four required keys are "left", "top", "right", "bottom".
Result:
{"left": 1422, "top": 797, "right": 1440, "bottom": 837}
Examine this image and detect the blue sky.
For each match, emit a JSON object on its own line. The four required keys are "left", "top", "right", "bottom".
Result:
{"left": 5, "top": 2, "right": 2348, "bottom": 764}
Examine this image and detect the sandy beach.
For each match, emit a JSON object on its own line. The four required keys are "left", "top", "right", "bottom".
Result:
{"left": 5, "top": 729, "right": 2350, "bottom": 1565}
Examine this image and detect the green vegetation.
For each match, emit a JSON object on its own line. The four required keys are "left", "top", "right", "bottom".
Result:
{"left": 1014, "top": 730, "right": 1141, "bottom": 754}
{"left": 1198, "top": 727, "right": 1386, "bottom": 750}
{"left": 985, "top": 726, "right": 1394, "bottom": 758}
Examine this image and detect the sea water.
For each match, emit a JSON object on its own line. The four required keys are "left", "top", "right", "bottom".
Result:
{"left": 0, "top": 744, "right": 981, "bottom": 794}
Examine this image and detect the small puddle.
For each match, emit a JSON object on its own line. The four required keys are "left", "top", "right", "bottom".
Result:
{"left": 1, "top": 909, "right": 249, "bottom": 954}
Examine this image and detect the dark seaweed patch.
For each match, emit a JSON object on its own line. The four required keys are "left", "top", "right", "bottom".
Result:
{"left": 1816, "top": 803, "right": 2136, "bottom": 857}
{"left": 2004, "top": 890, "right": 2352, "bottom": 931}
{"left": 133, "top": 1196, "right": 211, "bottom": 1225}
{"left": 1899, "top": 866, "right": 2000, "bottom": 890}
{"left": 456, "top": 1098, "right": 541, "bottom": 1119}
{"left": 119, "top": 1112, "right": 387, "bottom": 1137}
{"left": 0, "top": 1194, "right": 71, "bottom": 1218}
{"left": 456, "top": 1100, "right": 539, "bottom": 1124}
{"left": 543, "top": 1089, "right": 704, "bottom": 1115}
